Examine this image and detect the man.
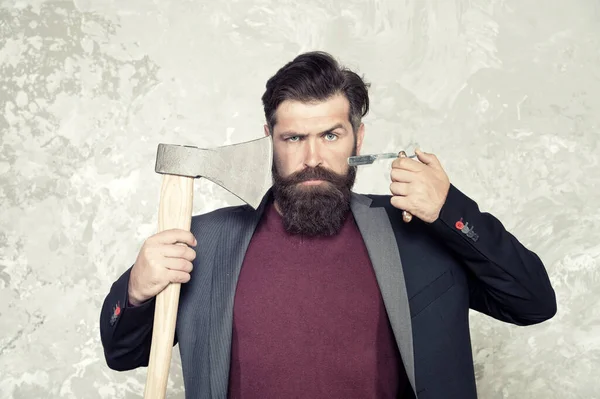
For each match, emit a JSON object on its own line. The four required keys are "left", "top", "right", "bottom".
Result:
{"left": 100, "top": 51, "right": 556, "bottom": 398}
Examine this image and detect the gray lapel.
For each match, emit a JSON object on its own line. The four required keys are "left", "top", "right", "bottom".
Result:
{"left": 350, "top": 192, "right": 416, "bottom": 394}
{"left": 208, "top": 191, "right": 272, "bottom": 397}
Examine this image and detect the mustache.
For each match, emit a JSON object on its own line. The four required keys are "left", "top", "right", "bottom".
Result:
{"left": 276, "top": 166, "right": 351, "bottom": 186}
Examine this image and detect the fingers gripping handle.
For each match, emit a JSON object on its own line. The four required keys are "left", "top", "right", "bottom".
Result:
{"left": 398, "top": 151, "right": 413, "bottom": 223}
{"left": 144, "top": 174, "right": 194, "bottom": 399}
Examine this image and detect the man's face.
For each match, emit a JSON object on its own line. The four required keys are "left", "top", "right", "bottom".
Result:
{"left": 268, "top": 93, "right": 364, "bottom": 183}
{"left": 264, "top": 94, "right": 365, "bottom": 236}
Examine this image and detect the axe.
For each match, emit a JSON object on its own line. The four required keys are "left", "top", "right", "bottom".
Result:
{"left": 143, "top": 136, "right": 273, "bottom": 399}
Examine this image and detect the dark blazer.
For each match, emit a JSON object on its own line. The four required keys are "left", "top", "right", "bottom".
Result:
{"left": 100, "top": 184, "right": 556, "bottom": 398}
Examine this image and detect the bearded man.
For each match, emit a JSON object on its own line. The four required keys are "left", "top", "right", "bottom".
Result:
{"left": 100, "top": 51, "right": 556, "bottom": 399}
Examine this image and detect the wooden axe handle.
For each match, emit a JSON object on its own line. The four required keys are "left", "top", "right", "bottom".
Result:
{"left": 144, "top": 174, "right": 194, "bottom": 399}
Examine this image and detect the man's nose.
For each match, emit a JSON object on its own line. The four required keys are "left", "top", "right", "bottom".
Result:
{"left": 304, "top": 138, "right": 323, "bottom": 168}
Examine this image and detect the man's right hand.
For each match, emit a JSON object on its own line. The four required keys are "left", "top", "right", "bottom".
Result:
{"left": 128, "top": 229, "right": 197, "bottom": 306}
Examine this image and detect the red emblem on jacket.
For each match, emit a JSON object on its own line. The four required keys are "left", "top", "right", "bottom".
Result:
{"left": 110, "top": 301, "right": 122, "bottom": 326}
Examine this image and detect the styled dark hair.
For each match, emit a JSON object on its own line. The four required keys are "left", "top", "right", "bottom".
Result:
{"left": 261, "top": 51, "right": 370, "bottom": 133}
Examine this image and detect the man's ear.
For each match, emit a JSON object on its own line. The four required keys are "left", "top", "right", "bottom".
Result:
{"left": 264, "top": 124, "right": 270, "bottom": 137}
{"left": 356, "top": 123, "right": 365, "bottom": 155}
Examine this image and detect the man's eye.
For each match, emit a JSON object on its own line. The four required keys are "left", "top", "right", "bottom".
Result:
{"left": 324, "top": 133, "right": 337, "bottom": 141}
{"left": 288, "top": 136, "right": 300, "bottom": 142}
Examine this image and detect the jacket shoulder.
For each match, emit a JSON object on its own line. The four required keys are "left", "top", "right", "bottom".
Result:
{"left": 359, "top": 193, "right": 429, "bottom": 230}
{"left": 190, "top": 203, "right": 254, "bottom": 233}
{"left": 360, "top": 193, "right": 402, "bottom": 216}
{"left": 363, "top": 193, "right": 393, "bottom": 208}
{"left": 191, "top": 203, "right": 249, "bottom": 222}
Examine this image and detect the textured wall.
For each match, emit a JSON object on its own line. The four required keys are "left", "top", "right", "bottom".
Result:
{"left": 1, "top": 0, "right": 598, "bottom": 398}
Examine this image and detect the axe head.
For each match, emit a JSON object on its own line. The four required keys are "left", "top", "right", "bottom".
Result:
{"left": 155, "top": 136, "right": 273, "bottom": 209}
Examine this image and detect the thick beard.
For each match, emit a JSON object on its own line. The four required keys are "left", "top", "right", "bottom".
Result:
{"left": 271, "top": 161, "right": 357, "bottom": 237}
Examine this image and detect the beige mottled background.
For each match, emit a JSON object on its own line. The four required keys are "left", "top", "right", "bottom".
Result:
{"left": 0, "top": 0, "right": 598, "bottom": 398}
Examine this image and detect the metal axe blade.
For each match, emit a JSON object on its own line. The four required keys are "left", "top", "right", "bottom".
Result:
{"left": 154, "top": 136, "right": 273, "bottom": 209}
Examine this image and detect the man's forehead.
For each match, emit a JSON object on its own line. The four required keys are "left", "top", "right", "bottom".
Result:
{"left": 274, "top": 95, "right": 351, "bottom": 133}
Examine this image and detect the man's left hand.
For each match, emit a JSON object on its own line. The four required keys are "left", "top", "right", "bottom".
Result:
{"left": 389, "top": 149, "right": 450, "bottom": 223}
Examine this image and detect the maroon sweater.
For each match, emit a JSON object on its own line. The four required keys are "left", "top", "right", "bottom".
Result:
{"left": 227, "top": 200, "right": 409, "bottom": 398}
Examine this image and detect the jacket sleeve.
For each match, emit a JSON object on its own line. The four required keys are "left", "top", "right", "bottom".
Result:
{"left": 100, "top": 266, "right": 163, "bottom": 371}
{"left": 428, "top": 184, "right": 557, "bottom": 326}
